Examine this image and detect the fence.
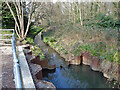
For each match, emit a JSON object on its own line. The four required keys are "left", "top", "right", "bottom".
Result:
{"left": 0, "top": 29, "right": 23, "bottom": 88}
{"left": 0, "top": 29, "right": 13, "bottom": 46}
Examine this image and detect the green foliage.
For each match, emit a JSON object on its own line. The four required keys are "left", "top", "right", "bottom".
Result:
{"left": 113, "top": 51, "right": 120, "bottom": 63}
{"left": 31, "top": 46, "right": 45, "bottom": 60}
{"left": 94, "top": 42, "right": 106, "bottom": 52}
{"left": 43, "top": 36, "right": 56, "bottom": 48}
{"left": 26, "top": 37, "right": 34, "bottom": 45}
{"left": 26, "top": 26, "right": 45, "bottom": 60}
{"left": 2, "top": 2, "right": 29, "bottom": 31}
{"left": 103, "top": 51, "right": 114, "bottom": 62}
{"left": 2, "top": 2, "right": 15, "bottom": 29}
{"left": 50, "top": 38, "right": 56, "bottom": 42}
{"left": 49, "top": 42, "right": 54, "bottom": 47}
{"left": 94, "top": 13, "right": 120, "bottom": 28}
{"left": 80, "top": 44, "right": 92, "bottom": 52}
{"left": 112, "top": 2, "right": 118, "bottom": 8}
{"left": 0, "top": 30, "right": 12, "bottom": 34}
{"left": 95, "top": 3, "right": 99, "bottom": 12}
{"left": 72, "top": 48, "right": 82, "bottom": 56}
{"left": 90, "top": 48, "right": 98, "bottom": 56}
{"left": 32, "top": 26, "right": 43, "bottom": 31}
{"left": 2, "top": 35, "right": 12, "bottom": 39}
{"left": 40, "top": 54, "right": 45, "bottom": 60}
{"left": 27, "top": 25, "right": 43, "bottom": 44}
{"left": 75, "top": 42, "right": 119, "bottom": 63}
{"left": 41, "top": 12, "right": 119, "bottom": 63}
{"left": 44, "top": 37, "right": 49, "bottom": 43}
{"left": 114, "top": 20, "right": 120, "bottom": 27}
{"left": 79, "top": 43, "right": 97, "bottom": 56}
{"left": 74, "top": 3, "right": 77, "bottom": 15}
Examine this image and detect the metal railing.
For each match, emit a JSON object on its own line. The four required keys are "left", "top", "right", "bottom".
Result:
{"left": 11, "top": 29, "right": 23, "bottom": 88}
{"left": 0, "top": 29, "right": 23, "bottom": 88}
{"left": 0, "top": 29, "right": 13, "bottom": 46}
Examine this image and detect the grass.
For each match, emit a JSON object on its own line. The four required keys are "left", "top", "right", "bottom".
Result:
{"left": 0, "top": 30, "right": 13, "bottom": 34}
{"left": 0, "top": 30, "right": 13, "bottom": 44}
{"left": 42, "top": 21, "right": 119, "bottom": 63}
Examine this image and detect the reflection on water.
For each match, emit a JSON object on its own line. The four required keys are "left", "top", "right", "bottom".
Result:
{"left": 42, "top": 69, "right": 56, "bottom": 77}
{"left": 34, "top": 35, "right": 114, "bottom": 88}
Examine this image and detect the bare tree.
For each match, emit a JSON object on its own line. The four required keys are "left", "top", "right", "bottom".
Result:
{"left": 78, "top": 2, "right": 83, "bottom": 25}
{"left": 6, "top": 0, "right": 36, "bottom": 40}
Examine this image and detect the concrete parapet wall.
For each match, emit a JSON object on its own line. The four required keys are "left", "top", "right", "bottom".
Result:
{"left": 18, "top": 46, "right": 36, "bottom": 89}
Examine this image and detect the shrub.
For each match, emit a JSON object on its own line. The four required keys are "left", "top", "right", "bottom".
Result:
{"left": 93, "top": 42, "right": 106, "bottom": 53}
{"left": 50, "top": 38, "right": 56, "bottom": 42}
{"left": 44, "top": 37, "right": 49, "bottom": 43}
{"left": 94, "top": 13, "right": 120, "bottom": 28}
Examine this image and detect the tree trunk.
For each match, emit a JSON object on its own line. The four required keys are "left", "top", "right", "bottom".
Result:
{"left": 6, "top": 1, "right": 34, "bottom": 40}
{"left": 15, "top": 23, "right": 21, "bottom": 39}
{"left": 79, "top": 3, "right": 83, "bottom": 26}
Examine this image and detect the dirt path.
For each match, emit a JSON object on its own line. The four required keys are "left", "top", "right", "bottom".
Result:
{"left": 0, "top": 46, "right": 15, "bottom": 88}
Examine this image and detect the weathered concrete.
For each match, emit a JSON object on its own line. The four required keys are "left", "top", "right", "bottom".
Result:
{"left": 0, "top": 46, "right": 15, "bottom": 88}
{"left": 23, "top": 45, "right": 56, "bottom": 88}
{"left": 82, "top": 52, "right": 92, "bottom": 65}
{"left": 29, "top": 63, "right": 42, "bottom": 78}
{"left": 91, "top": 56, "right": 101, "bottom": 71}
{"left": 18, "top": 46, "right": 36, "bottom": 88}
{"left": 36, "top": 80, "right": 56, "bottom": 89}
{"left": 69, "top": 56, "right": 81, "bottom": 65}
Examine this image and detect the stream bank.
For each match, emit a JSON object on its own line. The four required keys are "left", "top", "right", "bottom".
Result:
{"left": 41, "top": 26, "right": 120, "bottom": 86}
{"left": 34, "top": 32, "right": 119, "bottom": 88}
{"left": 22, "top": 44, "right": 56, "bottom": 88}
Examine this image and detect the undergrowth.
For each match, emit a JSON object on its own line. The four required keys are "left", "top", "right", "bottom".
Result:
{"left": 42, "top": 20, "right": 119, "bottom": 63}
{"left": 26, "top": 26, "right": 45, "bottom": 60}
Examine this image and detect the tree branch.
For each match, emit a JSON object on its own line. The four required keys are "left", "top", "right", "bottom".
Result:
{"left": 24, "top": 2, "right": 33, "bottom": 38}
{"left": 6, "top": 2, "right": 21, "bottom": 36}
{"left": 13, "top": 2, "right": 21, "bottom": 34}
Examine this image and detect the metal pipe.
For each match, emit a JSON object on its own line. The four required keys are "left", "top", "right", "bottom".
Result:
{"left": 11, "top": 29, "right": 23, "bottom": 89}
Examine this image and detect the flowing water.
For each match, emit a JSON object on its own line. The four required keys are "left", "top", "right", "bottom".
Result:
{"left": 34, "top": 33, "right": 114, "bottom": 88}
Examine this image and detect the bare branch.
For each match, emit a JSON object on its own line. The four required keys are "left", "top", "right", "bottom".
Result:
{"left": 13, "top": 2, "right": 21, "bottom": 34}
{"left": 21, "top": 0, "right": 24, "bottom": 38}
{"left": 6, "top": 2, "right": 21, "bottom": 35}
{"left": 24, "top": 2, "right": 34, "bottom": 38}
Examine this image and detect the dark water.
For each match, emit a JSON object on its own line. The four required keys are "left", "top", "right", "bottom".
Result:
{"left": 34, "top": 33, "right": 114, "bottom": 88}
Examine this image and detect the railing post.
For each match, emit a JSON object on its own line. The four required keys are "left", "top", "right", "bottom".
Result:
{"left": 11, "top": 29, "right": 23, "bottom": 89}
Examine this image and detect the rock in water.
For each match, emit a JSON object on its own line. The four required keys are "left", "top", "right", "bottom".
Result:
{"left": 36, "top": 80, "right": 56, "bottom": 88}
